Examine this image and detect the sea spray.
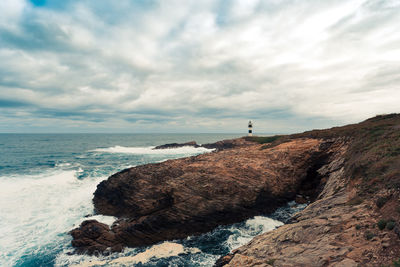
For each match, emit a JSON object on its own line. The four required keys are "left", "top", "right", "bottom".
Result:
{"left": 224, "top": 216, "right": 283, "bottom": 250}
{"left": 0, "top": 170, "right": 108, "bottom": 267}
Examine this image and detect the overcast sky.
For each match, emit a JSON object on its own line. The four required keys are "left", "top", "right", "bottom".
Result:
{"left": 0, "top": 0, "right": 399, "bottom": 133}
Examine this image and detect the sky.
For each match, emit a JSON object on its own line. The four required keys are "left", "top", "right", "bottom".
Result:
{"left": 0, "top": 0, "right": 399, "bottom": 133}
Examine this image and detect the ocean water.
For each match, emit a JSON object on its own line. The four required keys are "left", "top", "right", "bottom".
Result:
{"left": 0, "top": 134, "right": 306, "bottom": 267}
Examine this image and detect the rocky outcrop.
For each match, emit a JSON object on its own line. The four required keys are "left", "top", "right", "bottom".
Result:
{"left": 70, "top": 137, "right": 342, "bottom": 254}
{"left": 153, "top": 141, "right": 199, "bottom": 149}
{"left": 218, "top": 118, "right": 400, "bottom": 267}
{"left": 70, "top": 220, "right": 122, "bottom": 254}
{"left": 153, "top": 138, "right": 248, "bottom": 151}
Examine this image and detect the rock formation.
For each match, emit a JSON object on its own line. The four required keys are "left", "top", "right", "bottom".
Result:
{"left": 71, "top": 137, "right": 338, "bottom": 254}
{"left": 217, "top": 114, "right": 400, "bottom": 267}
{"left": 70, "top": 114, "right": 400, "bottom": 266}
{"left": 153, "top": 141, "right": 200, "bottom": 149}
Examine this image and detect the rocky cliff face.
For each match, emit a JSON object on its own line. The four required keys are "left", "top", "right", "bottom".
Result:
{"left": 217, "top": 114, "right": 400, "bottom": 267}
{"left": 217, "top": 159, "right": 399, "bottom": 267}
{"left": 70, "top": 114, "right": 400, "bottom": 266}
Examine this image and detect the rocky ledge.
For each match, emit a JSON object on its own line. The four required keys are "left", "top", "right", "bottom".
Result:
{"left": 70, "top": 114, "right": 400, "bottom": 266}
{"left": 153, "top": 138, "right": 248, "bottom": 151}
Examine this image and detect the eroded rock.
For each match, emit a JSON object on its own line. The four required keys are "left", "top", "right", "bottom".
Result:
{"left": 71, "top": 138, "right": 338, "bottom": 254}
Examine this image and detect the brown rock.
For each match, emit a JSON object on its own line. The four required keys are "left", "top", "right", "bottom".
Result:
{"left": 219, "top": 135, "right": 400, "bottom": 267}
{"left": 71, "top": 137, "right": 338, "bottom": 252}
{"left": 70, "top": 220, "right": 122, "bottom": 255}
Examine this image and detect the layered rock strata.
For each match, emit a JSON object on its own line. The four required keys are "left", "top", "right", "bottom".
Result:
{"left": 217, "top": 137, "right": 400, "bottom": 267}
{"left": 71, "top": 137, "right": 339, "bottom": 254}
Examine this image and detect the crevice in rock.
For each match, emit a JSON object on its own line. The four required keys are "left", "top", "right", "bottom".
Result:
{"left": 298, "top": 149, "right": 333, "bottom": 203}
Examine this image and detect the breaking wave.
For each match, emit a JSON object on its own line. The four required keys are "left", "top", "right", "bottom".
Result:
{"left": 0, "top": 170, "right": 112, "bottom": 267}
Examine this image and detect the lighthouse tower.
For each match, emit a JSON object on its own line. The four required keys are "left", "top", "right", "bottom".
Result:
{"left": 248, "top": 121, "right": 253, "bottom": 136}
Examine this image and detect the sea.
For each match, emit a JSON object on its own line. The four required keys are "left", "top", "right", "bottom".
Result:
{"left": 0, "top": 133, "right": 306, "bottom": 267}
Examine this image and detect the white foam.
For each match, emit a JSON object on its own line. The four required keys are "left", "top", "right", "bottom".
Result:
{"left": 91, "top": 145, "right": 214, "bottom": 155}
{"left": 0, "top": 170, "right": 107, "bottom": 267}
{"left": 68, "top": 242, "right": 201, "bottom": 267}
{"left": 225, "top": 216, "right": 283, "bottom": 250}
{"left": 55, "top": 162, "right": 72, "bottom": 167}
{"left": 84, "top": 215, "right": 117, "bottom": 226}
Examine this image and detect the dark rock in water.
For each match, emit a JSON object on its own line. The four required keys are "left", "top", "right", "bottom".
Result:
{"left": 70, "top": 220, "right": 123, "bottom": 255}
{"left": 71, "top": 137, "right": 340, "bottom": 253}
{"left": 154, "top": 141, "right": 199, "bottom": 149}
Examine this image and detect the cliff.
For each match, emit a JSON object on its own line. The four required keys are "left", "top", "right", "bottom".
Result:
{"left": 70, "top": 114, "right": 400, "bottom": 266}
{"left": 217, "top": 114, "right": 400, "bottom": 266}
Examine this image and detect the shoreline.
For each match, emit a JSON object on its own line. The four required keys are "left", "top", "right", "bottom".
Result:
{"left": 69, "top": 114, "right": 400, "bottom": 266}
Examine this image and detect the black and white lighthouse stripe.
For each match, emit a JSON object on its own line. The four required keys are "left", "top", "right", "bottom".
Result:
{"left": 248, "top": 121, "right": 253, "bottom": 136}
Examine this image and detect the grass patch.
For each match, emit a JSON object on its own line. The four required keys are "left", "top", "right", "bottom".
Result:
{"left": 377, "top": 219, "right": 387, "bottom": 230}
{"left": 376, "top": 196, "right": 389, "bottom": 208}
{"left": 364, "top": 230, "right": 375, "bottom": 240}
{"left": 266, "top": 259, "right": 276, "bottom": 265}
{"left": 388, "top": 147, "right": 400, "bottom": 157}
{"left": 386, "top": 220, "right": 396, "bottom": 230}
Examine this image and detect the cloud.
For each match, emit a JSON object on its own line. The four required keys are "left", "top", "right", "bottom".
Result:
{"left": 0, "top": 0, "right": 399, "bottom": 133}
{"left": 0, "top": 99, "right": 31, "bottom": 108}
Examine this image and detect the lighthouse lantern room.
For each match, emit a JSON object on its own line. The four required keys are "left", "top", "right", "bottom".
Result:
{"left": 248, "top": 121, "right": 253, "bottom": 136}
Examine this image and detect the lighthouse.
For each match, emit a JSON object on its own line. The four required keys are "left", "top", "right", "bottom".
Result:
{"left": 248, "top": 121, "right": 253, "bottom": 136}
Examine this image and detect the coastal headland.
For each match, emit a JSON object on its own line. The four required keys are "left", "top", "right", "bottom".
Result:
{"left": 70, "top": 114, "right": 400, "bottom": 266}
